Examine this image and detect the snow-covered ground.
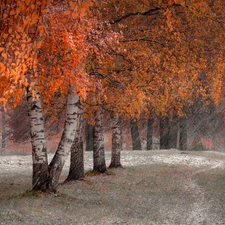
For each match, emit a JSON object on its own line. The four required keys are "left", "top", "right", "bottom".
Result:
{"left": 1, "top": 149, "right": 225, "bottom": 178}
{"left": 1, "top": 149, "right": 225, "bottom": 225}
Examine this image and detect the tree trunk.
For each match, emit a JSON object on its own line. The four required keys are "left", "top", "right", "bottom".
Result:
{"left": 180, "top": 118, "right": 187, "bottom": 150}
{"left": 109, "top": 114, "right": 122, "bottom": 168}
{"left": 168, "top": 120, "right": 177, "bottom": 149}
{"left": 176, "top": 121, "right": 181, "bottom": 149}
{"left": 147, "top": 119, "right": 154, "bottom": 150}
{"left": 160, "top": 117, "right": 170, "bottom": 149}
{"left": 48, "top": 87, "right": 80, "bottom": 191}
{"left": 1, "top": 107, "right": 6, "bottom": 152}
{"left": 26, "top": 88, "right": 49, "bottom": 191}
{"left": 66, "top": 103, "right": 84, "bottom": 181}
{"left": 93, "top": 108, "right": 107, "bottom": 173}
{"left": 130, "top": 121, "right": 142, "bottom": 150}
{"left": 85, "top": 122, "right": 93, "bottom": 151}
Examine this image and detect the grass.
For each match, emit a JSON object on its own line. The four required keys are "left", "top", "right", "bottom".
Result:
{"left": 1, "top": 150, "right": 225, "bottom": 224}
{"left": 0, "top": 165, "right": 200, "bottom": 224}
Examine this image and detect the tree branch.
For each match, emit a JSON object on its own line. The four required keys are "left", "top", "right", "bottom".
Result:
{"left": 89, "top": 71, "right": 122, "bottom": 87}
{"left": 110, "top": 7, "right": 161, "bottom": 24}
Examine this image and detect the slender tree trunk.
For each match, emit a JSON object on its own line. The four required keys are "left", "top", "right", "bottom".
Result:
{"left": 1, "top": 107, "right": 6, "bottom": 152}
{"left": 109, "top": 114, "right": 122, "bottom": 168}
{"left": 147, "top": 119, "right": 154, "bottom": 150}
{"left": 85, "top": 123, "right": 93, "bottom": 151}
{"left": 176, "top": 121, "right": 181, "bottom": 149}
{"left": 180, "top": 118, "right": 187, "bottom": 150}
{"left": 48, "top": 87, "right": 80, "bottom": 191}
{"left": 160, "top": 117, "right": 170, "bottom": 149}
{"left": 130, "top": 121, "right": 142, "bottom": 150}
{"left": 66, "top": 103, "right": 84, "bottom": 181}
{"left": 93, "top": 108, "right": 107, "bottom": 173}
{"left": 168, "top": 120, "right": 177, "bottom": 149}
{"left": 26, "top": 88, "right": 49, "bottom": 191}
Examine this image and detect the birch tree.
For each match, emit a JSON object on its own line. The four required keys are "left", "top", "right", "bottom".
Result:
{"left": 93, "top": 108, "right": 107, "bottom": 173}
{"left": 0, "top": 0, "right": 119, "bottom": 191}
{"left": 109, "top": 114, "right": 123, "bottom": 168}
{"left": 66, "top": 99, "right": 84, "bottom": 182}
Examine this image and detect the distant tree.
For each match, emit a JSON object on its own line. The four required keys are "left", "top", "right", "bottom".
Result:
{"left": 147, "top": 119, "right": 154, "bottom": 150}
{"left": 179, "top": 118, "right": 187, "bottom": 150}
{"left": 130, "top": 121, "right": 142, "bottom": 150}
{"left": 0, "top": 107, "right": 6, "bottom": 152}
{"left": 109, "top": 114, "right": 123, "bottom": 168}
{"left": 85, "top": 123, "right": 93, "bottom": 152}
{"left": 93, "top": 108, "right": 107, "bottom": 173}
{"left": 160, "top": 118, "right": 170, "bottom": 149}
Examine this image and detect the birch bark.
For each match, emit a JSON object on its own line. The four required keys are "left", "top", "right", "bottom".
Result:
{"left": 66, "top": 102, "right": 84, "bottom": 181}
{"left": 26, "top": 88, "right": 49, "bottom": 191}
{"left": 48, "top": 86, "right": 80, "bottom": 191}
{"left": 109, "top": 114, "right": 122, "bottom": 168}
{"left": 93, "top": 108, "right": 107, "bottom": 173}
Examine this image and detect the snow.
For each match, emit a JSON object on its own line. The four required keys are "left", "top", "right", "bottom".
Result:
{"left": 0, "top": 149, "right": 224, "bottom": 178}
{"left": 1, "top": 149, "right": 225, "bottom": 225}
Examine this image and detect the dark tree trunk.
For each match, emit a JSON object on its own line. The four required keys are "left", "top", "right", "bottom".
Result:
{"left": 130, "top": 121, "right": 142, "bottom": 150}
{"left": 85, "top": 123, "right": 93, "bottom": 151}
{"left": 66, "top": 104, "right": 84, "bottom": 181}
{"left": 160, "top": 117, "right": 170, "bottom": 149}
{"left": 109, "top": 114, "right": 122, "bottom": 168}
{"left": 147, "top": 119, "right": 154, "bottom": 150}
{"left": 1, "top": 108, "right": 6, "bottom": 152}
{"left": 93, "top": 108, "right": 107, "bottom": 173}
{"left": 176, "top": 121, "right": 181, "bottom": 149}
{"left": 168, "top": 120, "right": 177, "bottom": 149}
{"left": 180, "top": 118, "right": 187, "bottom": 150}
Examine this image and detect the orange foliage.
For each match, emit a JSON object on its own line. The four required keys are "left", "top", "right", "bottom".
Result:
{"left": 0, "top": 0, "right": 119, "bottom": 109}
{"left": 82, "top": 0, "right": 225, "bottom": 121}
{"left": 1, "top": 0, "right": 225, "bottom": 123}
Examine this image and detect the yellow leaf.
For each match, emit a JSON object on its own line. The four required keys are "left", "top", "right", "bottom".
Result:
{"left": 38, "top": 25, "right": 45, "bottom": 36}
{"left": 72, "top": 12, "right": 78, "bottom": 19}
{"left": 15, "top": 51, "right": 20, "bottom": 56}
{"left": 64, "top": 10, "right": 71, "bottom": 16}
{"left": 10, "top": 10, "right": 16, "bottom": 16}
{"left": 21, "top": 44, "right": 26, "bottom": 50}
{"left": 0, "top": 63, "right": 6, "bottom": 71}
{"left": 32, "top": 13, "right": 39, "bottom": 25}
{"left": 1, "top": 52, "right": 7, "bottom": 60}
{"left": 3, "top": 33, "right": 9, "bottom": 39}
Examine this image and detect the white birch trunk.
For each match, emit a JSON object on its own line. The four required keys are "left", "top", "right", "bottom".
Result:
{"left": 109, "top": 114, "right": 122, "bottom": 168}
{"left": 27, "top": 88, "right": 49, "bottom": 191}
{"left": 48, "top": 86, "right": 79, "bottom": 191}
{"left": 93, "top": 108, "right": 107, "bottom": 173}
{"left": 66, "top": 101, "right": 84, "bottom": 181}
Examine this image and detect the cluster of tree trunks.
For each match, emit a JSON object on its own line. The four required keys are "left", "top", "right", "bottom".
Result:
{"left": 131, "top": 118, "right": 187, "bottom": 151}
